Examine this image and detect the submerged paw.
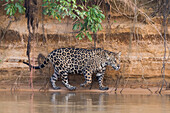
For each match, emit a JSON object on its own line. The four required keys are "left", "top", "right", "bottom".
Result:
{"left": 80, "top": 83, "right": 86, "bottom": 87}
{"left": 99, "top": 87, "right": 109, "bottom": 90}
{"left": 68, "top": 86, "right": 76, "bottom": 91}
{"left": 53, "top": 86, "right": 61, "bottom": 90}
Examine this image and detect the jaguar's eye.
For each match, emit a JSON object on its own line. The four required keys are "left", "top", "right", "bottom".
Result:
{"left": 114, "top": 59, "right": 117, "bottom": 63}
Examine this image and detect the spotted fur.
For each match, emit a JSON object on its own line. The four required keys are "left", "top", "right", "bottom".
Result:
{"left": 23, "top": 48, "right": 121, "bottom": 90}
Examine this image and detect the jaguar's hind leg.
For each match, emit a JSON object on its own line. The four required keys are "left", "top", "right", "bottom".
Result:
{"left": 80, "top": 71, "right": 92, "bottom": 87}
{"left": 61, "top": 72, "right": 76, "bottom": 90}
{"left": 50, "top": 72, "right": 61, "bottom": 90}
{"left": 96, "top": 73, "right": 109, "bottom": 90}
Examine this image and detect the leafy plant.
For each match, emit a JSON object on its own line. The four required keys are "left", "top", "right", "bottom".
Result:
{"left": 73, "top": 6, "right": 105, "bottom": 41}
{"left": 42, "top": 1, "right": 105, "bottom": 41}
{"left": 1, "top": 0, "right": 105, "bottom": 41}
{"left": 2, "top": 0, "right": 25, "bottom": 16}
{"left": 42, "top": 0, "right": 86, "bottom": 22}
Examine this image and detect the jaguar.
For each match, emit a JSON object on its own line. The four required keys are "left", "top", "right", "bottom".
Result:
{"left": 23, "top": 48, "right": 121, "bottom": 90}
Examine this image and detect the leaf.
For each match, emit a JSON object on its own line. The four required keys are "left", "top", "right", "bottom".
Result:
{"left": 73, "top": 23, "right": 78, "bottom": 30}
{"left": 43, "top": 8, "right": 48, "bottom": 15}
{"left": 15, "top": 3, "right": 24, "bottom": 13}
{"left": 92, "top": 8, "right": 98, "bottom": 15}
{"left": 19, "top": 0, "right": 24, "bottom": 2}
{"left": 42, "top": 2, "right": 49, "bottom": 7}
{"left": 6, "top": 8, "right": 10, "bottom": 15}
{"left": 10, "top": 9, "right": 13, "bottom": 16}
{"left": 79, "top": 36, "right": 82, "bottom": 40}
{"left": 79, "top": 12, "right": 85, "bottom": 19}
{"left": 76, "top": 33, "right": 80, "bottom": 39}
{"left": 82, "top": 34, "right": 85, "bottom": 38}
{"left": 72, "top": 0, "right": 76, "bottom": 4}
{"left": 86, "top": 32, "right": 92, "bottom": 41}
{"left": 100, "top": 13, "right": 105, "bottom": 19}
{"left": 55, "top": 16, "right": 58, "bottom": 20}
{"left": 71, "top": 14, "right": 76, "bottom": 19}
{"left": 97, "top": 23, "right": 102, "bottom": 30}
{"left": 78, "top": 5, "right": 84, "bottom": 10}
{"left": 91, "top": 28, "right": 95, "bottom": 33}
{"left": 72, "top": 4, "right": 77, "bottom": 8}
{"left": 51, "top": 10, "right": 55, "bottom": 18}
{"left": 4, "top": 4, "right": 10, "bottom": 10}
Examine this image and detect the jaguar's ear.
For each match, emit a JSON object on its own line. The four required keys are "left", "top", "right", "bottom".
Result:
{"left": 105, "top": 52, "right": 111, "bottom": 58}
{"left": 117, "top": 51, "right": 121, "bottom": 57}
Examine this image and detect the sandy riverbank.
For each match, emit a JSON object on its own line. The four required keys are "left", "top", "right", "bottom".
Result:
{"left": 0, "top": 86, "right": 170, "bottom": 95}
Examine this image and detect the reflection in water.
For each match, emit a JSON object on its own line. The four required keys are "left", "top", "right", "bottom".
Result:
{"left": 0, "top": 92, "right": 170, "bottom": 113}
{"left": 51, "top": 92, "right": 107, "bottom": 112}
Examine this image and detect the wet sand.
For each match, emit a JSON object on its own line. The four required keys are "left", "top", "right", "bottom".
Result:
{"left": 0, "top": 86, "right": 169, "bottom": 95}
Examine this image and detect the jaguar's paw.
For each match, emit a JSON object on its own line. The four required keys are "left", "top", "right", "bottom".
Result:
{"left": 80, "top": 83, "right": 86, "bottom": 87}
{"left": 53, "top": 86, "right": 61, "bottom": 90}
{"left": 99, "top": 86, "right": 109, "bottom": 90}
{"left": 68, "top": 86, "right": 76, "bottom": 91}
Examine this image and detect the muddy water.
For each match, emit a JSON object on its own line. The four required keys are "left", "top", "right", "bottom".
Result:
{"left": 0, "top": 92, "right": 170, "bottom": 113}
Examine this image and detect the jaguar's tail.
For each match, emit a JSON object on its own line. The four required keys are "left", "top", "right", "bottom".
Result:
{"left": 23, "top": 57, "right": 50, "bottom": 69}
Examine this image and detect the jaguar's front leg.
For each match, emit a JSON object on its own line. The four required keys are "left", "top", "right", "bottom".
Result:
{"left": 96, "top": 72, "right": 109, "bottom": 90}
{"left": 61, "top": 72, "right": 76, "bottom": 91}
{"left": 80, "top": 71, "right": 92, "bottom": 87}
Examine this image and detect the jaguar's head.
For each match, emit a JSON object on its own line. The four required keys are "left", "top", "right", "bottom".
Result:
{"left": 105, "top": 51, "right": 121, "bottom": 70}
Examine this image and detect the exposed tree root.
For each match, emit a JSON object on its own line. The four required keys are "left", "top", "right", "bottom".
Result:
{"left": 11, "top": 72, "right": 22, "bottom": 92}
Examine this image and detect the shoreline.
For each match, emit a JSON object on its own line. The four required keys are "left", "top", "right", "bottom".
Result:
{"left": 0, "top": 87, "right": 170, "bottom": 95}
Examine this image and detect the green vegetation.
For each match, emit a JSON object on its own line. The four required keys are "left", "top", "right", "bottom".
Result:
{"left": 2, "top": 0, "right": 25, "bottom": 16}
{"left": 73, "top": 6, "right": 105, "bottom": 41}
{"left": 42, "top": 0, "right": 85, "bottom": 21}
{"left": 1, "top": 0, "right": 105, "bottom": 41}
{"left": 42, "top": 0, "right": 105, "bottom": 41}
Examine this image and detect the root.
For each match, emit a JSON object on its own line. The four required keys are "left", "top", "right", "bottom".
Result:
{"left": 11, "top": 74, "right": 22, "bottom": 92}
{"left": 39, "top": 79, "right": 50, "bottom": 92}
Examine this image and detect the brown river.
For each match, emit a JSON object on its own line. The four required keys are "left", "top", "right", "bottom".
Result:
{"left": 0, "top": 91, "right": 170, "bottom": 113}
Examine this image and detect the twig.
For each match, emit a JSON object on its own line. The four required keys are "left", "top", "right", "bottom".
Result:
{"left": 80, "top": 0, "right": 88, "bottom": 11}
{"left": 93, "top": 32, "right": 97, "bottom": 48}
{"left": 41, "top": 4, "right": 46, "bottom": 43}
{"left": 139, "top": 0, "right": 154, "bottom": 7}
{"left": 111, "top": 0, "right": 135, "bottom": 19}
{"left": 39, "top": 79, "right": 50, "bottom": 92}
{"left": 2, "top": 2, "right": 9, "bottom": 6}
{"left": 98, "top": 0, "right": 104, "bottom": 7}
{"left": 158, "top": 0, "right": 169, "bottom": 94}
{"left": 11, "top": 71, "right": 22, "bottom": 92}
{"left": 147, "top": 87, "right": 153, "bottom": 93}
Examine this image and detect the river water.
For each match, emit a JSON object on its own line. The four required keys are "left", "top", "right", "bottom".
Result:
{"left": 0, "top": 91, "right": 170, "bottom": 113}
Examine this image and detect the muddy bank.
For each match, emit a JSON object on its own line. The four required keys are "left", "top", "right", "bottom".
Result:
{"left": 0, "top": 85, "right": 170, "bottom": 95}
